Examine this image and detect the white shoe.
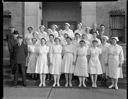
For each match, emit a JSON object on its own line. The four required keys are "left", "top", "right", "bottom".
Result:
{"left": 57, "top": 83, "right": 60, "bottom": 87}
{"left": 92, "top": 83, "right": 95, "bottom": 87}
{"left": 94, "top": 84, "right": 97, "bottom": 88}
{"left": 115, "top": 85, "right": 119, "bottom": 90}
{"left": 43, "top": 83, "right": 46, "bottom": 87}
{"left": 53, "top": 83, "right": 56, "bottom": 87}
{"left": 108, "top": 84, "right": 114, "bottom": 89}
{"left": 65, "top": 83, "right": 68, "bottom": 87}
{"left": 69, "top": 83, "right": 72, "bottom": 87}
{"left": 78, "top": 84, "right": 82, "bottom": 87}
{"left": 39, "top": 83, "right": 42, "bottom": 87}
{"left": 83, "top": 83, "right": 86, "bottom": 87}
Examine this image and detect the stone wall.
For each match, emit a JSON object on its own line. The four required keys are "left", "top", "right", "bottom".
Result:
{"left": 3, "top": 2, "right": 24, "bottom": 35}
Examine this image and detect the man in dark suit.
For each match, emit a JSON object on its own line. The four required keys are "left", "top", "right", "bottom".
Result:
{"left": 13, "top": 35, "right": 28, "bottom": 86}
{"left": 90, "top": 23, "right": 100, "bottom": 35}
{"left": 97, "top": 24, "right": 106, "bottom": 41}
{"left": 6, "top": 26, "right": 16, "bottom": 68}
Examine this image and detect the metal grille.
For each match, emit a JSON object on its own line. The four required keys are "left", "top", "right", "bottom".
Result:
{"left": 109, "top": 10, "right": 125, "bottom": 43}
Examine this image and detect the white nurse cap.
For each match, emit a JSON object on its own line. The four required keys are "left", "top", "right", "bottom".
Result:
{"left": 65, "top": 23, "right": 70, "bottom": 27}
{"left": 111, "top": 37, "right": 119, "bottom": 41}
{"left": 101, "top": 36, "right": 109, "bottom": 40}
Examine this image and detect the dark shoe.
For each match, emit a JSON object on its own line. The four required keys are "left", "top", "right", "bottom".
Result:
{"left": 23, "top": 83, "right": 27, "bottom": 87}
{"left": 13, "top": 82, "right": 17, "bottom": 86}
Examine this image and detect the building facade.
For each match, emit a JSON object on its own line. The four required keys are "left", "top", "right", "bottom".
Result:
{"left": 3, "top": 1, "right": 127, "bottom": 65}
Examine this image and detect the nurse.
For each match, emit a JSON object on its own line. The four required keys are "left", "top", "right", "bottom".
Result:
{"left": 49, "top": 37, "right": 62, "bottom": 87}
{"left": 35, "top": 38, "right": 49, "bottom": 87}
{"left": 74, "top": 40, "right": 89, "bottom": 87}
{"left": 47, "top": 24, "right": 59, "bottom": 37}
{"left": 74, "top": 23, "right": 83, "bottom": 36}
{"left": 61, "top": 37, "right": 75, "bottom": 87}
{"left": 62, "top": 23, "right": 74, "bottom": 39}
{"left": 27, "top": 38, "right": 38, "bottom": 79}
{"left": 38, "top": 25, "right": 49, "bottom": 41}
{"left": 106, "top": 37, "right": 124, "bottom": 90}
{"left": 72, "top": 33, "right": 81, "bottom": 48}
{"left": 88, "top": 40, "right": 103, "bottom": 88}
{"left": 24, "top": 26, "right": 33, "bottom": 45}
{"left": 91, "top": 32, "right": 101, "bottom": 47}
{"left": 99, "top": 36, "right": 110, "bottom": 85}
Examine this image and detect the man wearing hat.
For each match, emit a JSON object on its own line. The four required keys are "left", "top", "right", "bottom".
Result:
{"left": 6, "top": 25, "right": 16, "bottom": 68}
{"left": 13, "top": 35, "right": 28, "bottom": 86}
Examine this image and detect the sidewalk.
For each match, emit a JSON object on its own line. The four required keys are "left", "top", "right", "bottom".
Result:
{"left": 3, "top": 86, "right": 126, "bottom": 99}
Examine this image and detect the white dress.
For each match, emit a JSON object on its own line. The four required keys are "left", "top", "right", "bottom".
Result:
{"left": 61, "top": 44, "right": 75, "bottom": 73}
{"left": 62, "top": 29, "right": 74, "bottom": 39}
{"left": 27, "top": 45, "right": 38, "bottom": 73}
{"left": 88, "top": 47, "right": 103, "bottom": 74}
{"left": 74, "top": 46, "right": 89, "bottom": 77}
{"left": 24, "top": 33, "right": 33, "bottom": 45}
{"left": 99, "top": 43, "right": 110, "bottom": 74}
{"left": 106, "top": 44, "right": 124, "bottom": 79}
{"left": 49, "top": 44, "right": 62, "bottom": 75}
{"left": 35, "top": 45, "right": 49, "bottom": 74}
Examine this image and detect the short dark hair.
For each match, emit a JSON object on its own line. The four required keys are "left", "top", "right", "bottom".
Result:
{"left": 49, "top": 34, "right": 54, "bottom": 38}
{"left": 92, "top": 40, "right": 98, "bottom": 43}
{"left": 41, "top": 38, "right": 47, "bottom": 43}
{"left": 27, "top": 26, "right": 33, "bottom": 30}
{"left": 75, "top": 33, "right": 80, "bottom": 36}
{"left": 54, "top": 37, "right": 61, "bottom": 42}
{"left": 66, "top": 36, "right": 72, "bottom": 41}
{"left": 100, "top": 24, "right": 105, "bottom": 27}
{"left": 79, "top": 40, "right": 85, "bottom": 44}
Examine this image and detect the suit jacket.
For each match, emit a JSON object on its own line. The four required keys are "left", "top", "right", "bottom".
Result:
{"left": 6, "top": 33, "right": 17, "bottom": 53}
{"left": 13, "top": 42, "right": 28, "bottom": 64}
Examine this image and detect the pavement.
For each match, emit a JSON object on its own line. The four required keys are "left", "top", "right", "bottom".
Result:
{"left": 3, "top": 61, "right": 127, "bottom": 99}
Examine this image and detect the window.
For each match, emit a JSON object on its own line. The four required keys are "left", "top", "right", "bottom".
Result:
{"left": 109, "top": 10, "right": 125, "bottom": 43}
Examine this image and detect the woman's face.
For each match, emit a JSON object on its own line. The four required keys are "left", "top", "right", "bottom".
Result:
{"left": 82, "top": 34, "right": 86, "bottom": 39}
{"left": 101, "top": 26, "right": 105, "bottom": 31}
{"left": 51, "top": 25, "right": 56, "bottom": 30}
{"left": 65, "top": 25, "right": 69, "bottom": 30}
{"left": 92, "top": 41, "right": 98, "bottom": 47}
{"left": 41, "top": 39, "right": 46, "bottom": 45}
{"left": 40, "top": 26, "right": 45, "bottom": 32}
{"left": 75, "top": 34, "right": 80, "bottom": 39}
{"left": 49, "top": 35, "right": 54, "bottom": 41}
{"left": 111, "top": 39, "right": 117, "bottom": 45}
{"left": 66, "top": 38, "right": 71, "bottom": 44}
{"left": 28, "top": 28, "right": 33, "bottom": 33}
{"left": 33, "top": 32, "right": 38, "bottom": 38}
{"left": 55, "top": 38, "right": 60, "bottom": 44}
{"left": 64, "top": 34, "right": 68, "bottom": 39}
{"left": 80, "top": 42, "right": 85, "bottom": 47}
{"left": 101, "top": 38, "right": 107, "bottom": 43}
{"left": 77, "top": 24, "right": 82, "bottom": 29}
